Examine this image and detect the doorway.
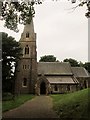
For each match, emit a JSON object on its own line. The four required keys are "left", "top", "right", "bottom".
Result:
{"left": 40, "top": 82, "right": 46, "bottom": 94}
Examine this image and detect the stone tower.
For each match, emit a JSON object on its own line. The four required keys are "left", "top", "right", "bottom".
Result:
{"left": 15, "top": 20, "right": 37, "bottom": 94}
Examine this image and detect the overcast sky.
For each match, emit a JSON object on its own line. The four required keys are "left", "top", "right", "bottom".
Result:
{"left": 0, "top": 0, "right": 88, "bottom": 63}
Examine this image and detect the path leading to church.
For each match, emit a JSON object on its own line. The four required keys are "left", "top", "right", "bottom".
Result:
{"left": 3, "top": 96, "right": 59, "bottom": 118}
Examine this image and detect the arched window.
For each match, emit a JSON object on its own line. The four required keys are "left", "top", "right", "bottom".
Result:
{"left": 22, "top": 78, "right": 27, "bottom": 87}
{"left": 25, "top": 65, "right": 26, "bottom": 69}
{"left": 23, "top": 65, "right": 24, "bottom": 69}
{"left": 26, "top": 32, "right": 29, "bottom": 38}
{"left": 67, "top": 85, "right": 70, "bottom": 91}
{"left": 84, "top": 80, "right": 87, "bottom": 88}
{"left": 25, "top": 45, "right": 29, "bottom": 54}
{"left": 54, "top": 85, "right": 58, "bottom": 91}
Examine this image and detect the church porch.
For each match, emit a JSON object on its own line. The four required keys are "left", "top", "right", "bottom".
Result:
{"left": 35, "top": 75, "right": 79, "bottom": 95}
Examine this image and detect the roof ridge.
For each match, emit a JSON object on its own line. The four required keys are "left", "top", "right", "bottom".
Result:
{"left": 71, "top": 67, "right": 84, "bottom": 68}
{"left": 38, "top": 62, "right": 70, "bottom": 64}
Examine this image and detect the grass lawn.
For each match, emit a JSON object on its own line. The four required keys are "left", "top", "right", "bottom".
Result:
{"left": 51, "top": 88, "right": 89, "bottom": 120}
{"left": 2, "top": 94, "right": 34, "bottom": 112}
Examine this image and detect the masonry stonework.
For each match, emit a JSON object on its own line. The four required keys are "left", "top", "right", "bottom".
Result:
{"left": 15, "top": 20, "right": 90, "bottom": 95}
{"left": 15, "top": 20, "right": 37, "bottom": 94}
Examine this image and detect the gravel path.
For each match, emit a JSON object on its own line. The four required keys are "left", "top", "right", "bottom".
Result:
{"left": 3, "top": 96, "right": 59, "bottom": 118}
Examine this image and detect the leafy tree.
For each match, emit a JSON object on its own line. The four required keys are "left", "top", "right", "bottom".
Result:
{"left": 2, "top": 32, "right": 21, "bottom": 93}
{"left": 79, "top": 61, "right": 84, "bottom": 67}
{"left": 63, "top": 58, "right": 80, "bottom": 67}
{"left": 83, "top": 62, "right": 90, "bottom": 73}
{"left": 39, "top": 55, "right": 59, "bottom": 62}
{"left": 0, "top": 0, "right": 41, "bottom": 32}
{"left": 0, "top": 0, "right": 90, "bottom": 32}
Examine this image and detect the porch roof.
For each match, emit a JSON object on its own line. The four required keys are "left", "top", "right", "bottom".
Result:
{"left": 47, "top": 76, "right": 78, "bottom": 84}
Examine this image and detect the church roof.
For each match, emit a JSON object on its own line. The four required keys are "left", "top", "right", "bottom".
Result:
{"left": 71, "top": 67, "right": 90, "bottom": 78}
{"left": 38, "top": 62, "right": 73, "bottom": 75}
{"left": 47, "top": 76, "right": 78, "bottom": 84}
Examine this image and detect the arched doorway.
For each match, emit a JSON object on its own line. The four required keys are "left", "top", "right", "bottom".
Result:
{"left": 40, "top": 82, "right": 46, "bottom": 94}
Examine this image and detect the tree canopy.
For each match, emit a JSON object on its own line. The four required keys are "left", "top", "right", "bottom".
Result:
{"left": 2, "top": 32, "right": 21, "bottom": 93}
{"left": 63, "top": 58, "right": 80, "bottom": 67}
{"left": 63, "top": 58, "right": 90, "bottom": 73}
{"left": 83, "top": 62, "right": 90, "bottom": 73}
{"left": 0, "top": 0, "right": 90, "bottom": 32}
{"left": 39, "top": 55, "right": 59, "bottom": 62}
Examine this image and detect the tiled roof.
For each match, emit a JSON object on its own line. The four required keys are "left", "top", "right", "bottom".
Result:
{"left": 71, "top": 67, "right": 90, "bottom": 78}
{"left": 38, "top": 62, "right": 73, "bottom": 75}
{"left": 47, "top": 76, "right": 78, "bottom": 84}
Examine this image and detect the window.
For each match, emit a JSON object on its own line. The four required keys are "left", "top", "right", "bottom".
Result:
{"left": 26, "top": 32, "right": 29, "bottom": 38}
{"left": 71, "top": 0, "right": 76, "bottom": 3}
{"left": 25, "top": 45, "right": 29, "bottom": 54}
{"left": 67, "top": 85, "right": 70, "bottom": 91}
{"left": 22, "top": 78, "right": 27, "bottom": 87}
{"left": 84, "top": 80, "right": 87, "bottom": 88}
{"left": 23, "top": 65, "right": 27, "bottom": 69}
{"left": 25, "top": 65, "right": 26, "bottom": 69}
{"left": 54, "top": 85, "right": 58, "bottom": 91}
{"left": 23, "top": 65, "right": 24, "bottom": 69}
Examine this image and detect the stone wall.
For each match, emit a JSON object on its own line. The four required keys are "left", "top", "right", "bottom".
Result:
{"left": 35, "top": 75, "right": 78, "bottom": 95}
{"left": 76, "top": 77, "right": 89, "bottom": 89}
{"left": 50, "top": 84, "right": 77, "bottom": 94}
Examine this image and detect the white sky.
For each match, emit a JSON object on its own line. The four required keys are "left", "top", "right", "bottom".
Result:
{"left": 0, "top": 0, "right": 88, "bottom": 63}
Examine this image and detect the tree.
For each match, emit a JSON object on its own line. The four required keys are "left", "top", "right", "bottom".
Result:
{"left": 79, "top": 61, "right": 84, "bottom": 67}
{"left": 63, "top": 58, "right": 80, "bottom": 67}
{"left": 83, "top": 62, "right": 90, "bottom": 73}
{"left": 0, "top": 0, "right": 90, "bottom": 32}
{"left": 39, "top": 55, "right": 59, "bottom": 62}
{"left": 0, "top": 0, "right": 41, "bottom": 32}
{"left": 2, "top": 32, "right": 21, "bottom": 93}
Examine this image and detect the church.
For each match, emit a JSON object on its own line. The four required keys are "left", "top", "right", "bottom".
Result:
{"left": 15, "top": 20, "right": 90, "bottom": 95}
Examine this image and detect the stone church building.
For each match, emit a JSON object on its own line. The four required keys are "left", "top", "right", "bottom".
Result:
{"left": 15, "top": 20, "right": 90, "bottom": 95}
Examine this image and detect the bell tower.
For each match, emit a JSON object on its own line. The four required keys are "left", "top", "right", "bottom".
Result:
{"left": 15, "top": 20, "right": 37, "bottom": 94}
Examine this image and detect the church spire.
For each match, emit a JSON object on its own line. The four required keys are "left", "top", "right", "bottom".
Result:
{"left": 23, "top": 20, "right": 34, "bottom": 34}
{"left": 15, "top": 18, "right": 37, "bottom": 94}
{"left": 20, "top": 19, "right": 36, "bottom": 42}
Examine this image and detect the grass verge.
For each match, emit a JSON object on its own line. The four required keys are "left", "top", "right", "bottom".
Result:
{"left": 51, "top": 88, "right": 89, "bottom": 120}
{"left": 2, "top": 94, "right": 34, "bottom": 112}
